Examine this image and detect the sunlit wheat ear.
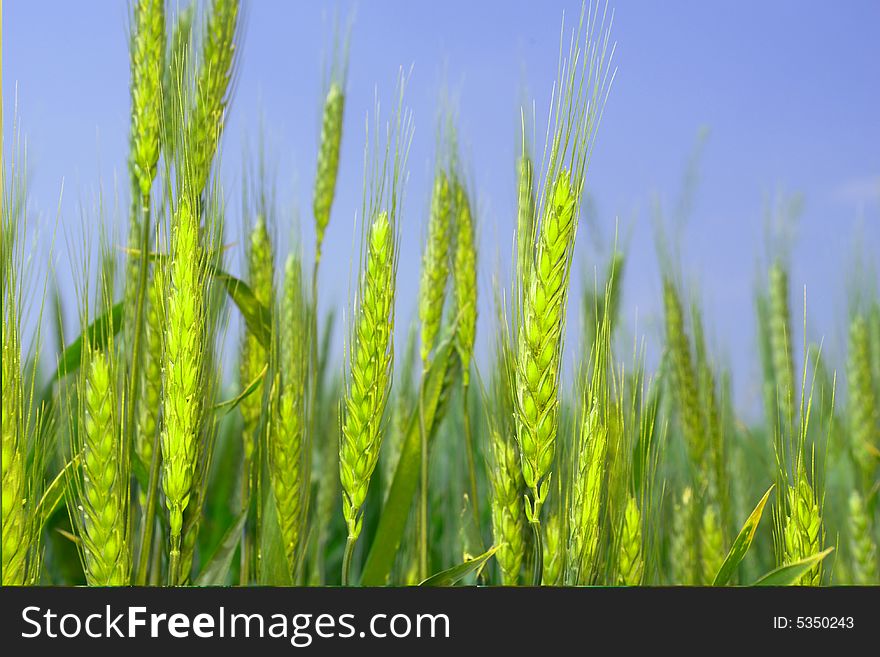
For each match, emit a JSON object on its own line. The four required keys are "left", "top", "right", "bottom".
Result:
{"left": 340, "top": 210, "right": 395, "bottom": 544}
{"left": 1, "top": 265, "right": 26, "bottom": 586}
{"left": 453, "top": 180, "right": 477, "bottom": 384}
{"left": 569, "top": 400, "right": 607, "bottom": 584}
{"left": 487, "top": 303, "right": 527, "bottom": 586}
{"left": 271, "top": 254, "right": 309, "bottom": 573}
{"left": 338, "top": 74, "right": 412, "bottom": 584}
{"left": 129, "top": 0, "right": 165, "bottom": 199}
{"left": 513, "top": 4, "right": 616, "bottom": 555}
{"left": 418, "top": 169, "right": 451, "bottom": 365}
{"left": 125, "top": 0, "right": 165, "bottom": 271}
{"left": 189, "top": 0, "right": 240, "bottom": 197}
{"left": 617, "top": 495, "right": 643, "bottom": 585}
{"left": 79, "top": 347, "right": 130, "bottom": 586}
{"left": 1, "top": 146, "right": 44, "bottom": 587}
{"left": 782, "top": 472, "right": 823, "bottom": 586}
{"left": 489, "top": 426, "right": 526, "bottom": 585}
{"left": 314, "top": 82, "right": 345, "bottom": 264}
{"left": 847, "top": 314, "right": 878, "bottom": 487}
{"left": 162, "top": 4, "right": 195, "bottom": 160}
{"left": 515, "top": 174, "right": 576, "bottom": 521}
{"left": 160, "top": 195, "right": 206, "bottom": 583}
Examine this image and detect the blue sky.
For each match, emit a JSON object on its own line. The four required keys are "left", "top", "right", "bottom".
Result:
{"left": 4, "top": 0, "right": 879, "bottom": 416}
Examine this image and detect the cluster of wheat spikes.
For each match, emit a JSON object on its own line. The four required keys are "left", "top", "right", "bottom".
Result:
{"left": 2, "top": 1, "right": 878, "bottom": 587}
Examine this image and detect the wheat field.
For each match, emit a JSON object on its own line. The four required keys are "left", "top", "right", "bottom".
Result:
{"left": 1, "top": 0, "right": 878, "bottom": 587}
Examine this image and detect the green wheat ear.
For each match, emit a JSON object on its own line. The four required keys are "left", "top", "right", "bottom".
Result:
{"left": 489, "top": 426, "right": 526, "bottom": 585}
{"left": 569, "top": 396, "right": 608, "bottom": 584}
{"left": 129, "top": 0, "right": 165, "bottom": 199}
{"left": 1, "top": 276, "right": 26, "bottom": 586}
{"left": 487, "top": 302, "right": 526, "bottom": 586}
{"left": 662, "top": 279, "right": 706, "bottom": 477}
{"left": 314, "top": 82, "right": 345, "bottom": 263}
{"left": 617, "top": 495, "right": 644, "bottom": 586}
{"left": 136, "top": 272, "right": 164, "bottom": 483}
{"left": 769, "top": 260, "right": 796, "bottom": 437}
{"left": 782, "top": 473, "right": 823, "bottom": 586}
{"left": 848, "top": 314, "right": 878, "bottom": 487}
{"left": 340, "top": 210, "right": 395, "bottom": 544}
{"left": 189, "top": 0, "right": 240, "bottom": 197}
{"left": 240, "top": 216, "right": 274, "bottom": 467}
{"left": 453, "top": 179, "right": 478, "bottom": 384}
{"left": 516, "top": 173, "right": 577, "bottom": 521}
{"left": 271, "top": 253, "right": 309, "bottom": 574}
{"left": 700, "top": 505, "right": 723, "bottom": 585}
{"left": 79, "top": 347, "right": 130, "bottom": 586}
{"left": 670, "top": 487, "right": 697, "bottom": 585}
{"left": 2, "top": 144, "right": 44, "bottom": 587}
{"left": 418, "top": 169, "right": 451, "bottom": 365}
{"left": 848, "top": 491, "right": 878, "bottom": 585}
{"left": 541, "top": 511, "right": 565, "bottom": 585}
{"left": 160, "top": 195, "right": 206, "bottom": 583}
{"left": 338, "top": 74, "right": 412, "bottom": 585}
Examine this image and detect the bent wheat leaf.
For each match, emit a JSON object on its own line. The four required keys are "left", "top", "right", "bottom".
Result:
{"left": 419, "top": 545, "right": 498, "bottom": 587}
{"left": 752, "top": 548, "right": 834, "bottom": 586}
{"left": 713, "top": 485, "right": 774, "bottom": 586}
{"left": 211, "top": 267, "right": 273, "bottom": 349}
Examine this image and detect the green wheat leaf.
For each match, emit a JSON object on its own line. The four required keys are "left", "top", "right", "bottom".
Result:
{"left": 419, "top": 545, "right": 498, "bottom": 587}
{"left": 713, "top": 485, "right": 774, "bottom": 586}
{"left": 752, "top": 548, "right": 834, "bottom": 586}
